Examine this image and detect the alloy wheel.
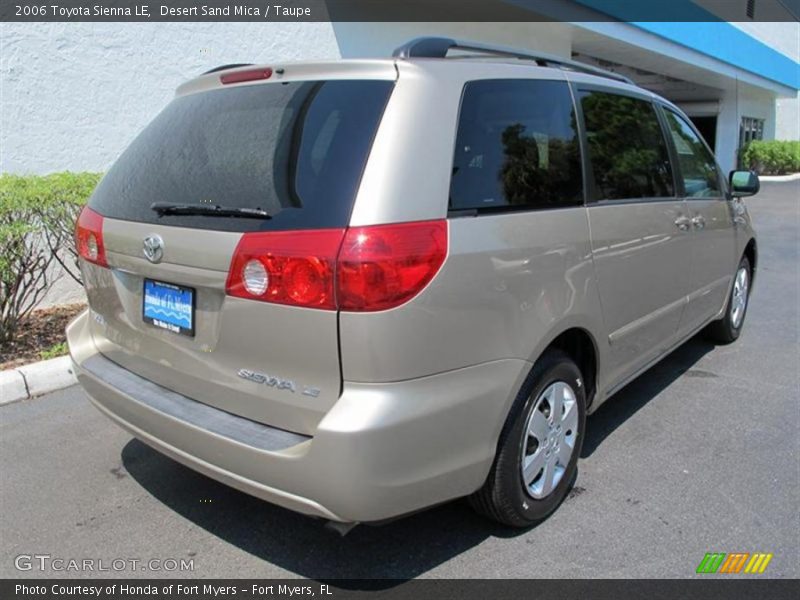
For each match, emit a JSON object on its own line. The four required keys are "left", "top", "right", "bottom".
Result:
{"left": 520, "top": 381, "right": 579, "bottom": 499}
{"left": 731, "top": 266, "right": 749, "bottom": 329}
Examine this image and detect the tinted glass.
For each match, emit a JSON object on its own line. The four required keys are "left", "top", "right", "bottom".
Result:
{"left": 89, "top": 80, "right": 393, "bottom": 232}
{"left": 664, "top": 110, "right": 721, "bottom": 198}
{"left": 580, "top": 91, "right": 674, "bottom": 201}
{"left": 449, "top": 79, "right": 582, "bottom": 212}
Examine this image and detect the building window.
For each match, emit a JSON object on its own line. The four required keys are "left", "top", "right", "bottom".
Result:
{"left": 739, "top": 117, "right": 765, "bottom": 149}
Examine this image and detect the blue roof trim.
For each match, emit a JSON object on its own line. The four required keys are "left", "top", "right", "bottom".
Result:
{"left": 572, "top": 0, "right": 723, "bottom": 21}
{"left": 571, "top": 0, "right": 800, "bottom": 90}
{"left": 631, "top": 21, "right": 800, "bottom": 90}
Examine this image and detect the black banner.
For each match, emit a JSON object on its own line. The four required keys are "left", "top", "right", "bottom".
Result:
{"left": 3, "top": 579, "right": 800, "bottom": 600}
{"left": 3, "top": 0, "right": 800, "bottom": 22}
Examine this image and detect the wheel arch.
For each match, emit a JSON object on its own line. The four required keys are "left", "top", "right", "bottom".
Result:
{"left": 744, "top": 238, "right": 757, "bottom": 286}
{"left": 535, "top": 326, "right": 600, "bottom": 409}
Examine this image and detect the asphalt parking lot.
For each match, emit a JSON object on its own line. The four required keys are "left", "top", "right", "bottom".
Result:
{"left": 1, "top": 181, "right": 798, "bottom": 580}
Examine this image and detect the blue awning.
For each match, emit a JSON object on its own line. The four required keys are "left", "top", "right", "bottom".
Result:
{"left": 571, "top": 0, "right": 800, "bottom": 90}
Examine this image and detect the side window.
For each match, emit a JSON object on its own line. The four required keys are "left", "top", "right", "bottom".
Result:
{"left": 663, "top": 110, "right": 722, "bottom": 198}
{"left": 449, "top": 79, "right": 582, "bottom": 212}
{"left": 580, "top": 91, "right": 675, "bottom": 201}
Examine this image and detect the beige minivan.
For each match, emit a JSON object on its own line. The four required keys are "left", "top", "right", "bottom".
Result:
{"left": 67, "top": 37, "right": 759, "bottom": 528}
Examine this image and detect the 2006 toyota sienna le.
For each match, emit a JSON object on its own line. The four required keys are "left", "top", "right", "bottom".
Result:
{"left": 67, "top": 37, "right": 760, "bottom": 528}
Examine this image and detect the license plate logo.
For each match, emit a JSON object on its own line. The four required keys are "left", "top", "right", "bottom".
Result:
{"left": 143, "top": 280, "right": 195, "bottom": 337}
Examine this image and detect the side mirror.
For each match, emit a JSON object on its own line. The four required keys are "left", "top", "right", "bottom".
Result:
{"left": 729, "top": 170, "right": 760, "bottom": 198}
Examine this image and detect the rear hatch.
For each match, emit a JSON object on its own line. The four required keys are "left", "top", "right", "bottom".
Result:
{"left": 81, "top": 69, "right": 394, "bottom": 435}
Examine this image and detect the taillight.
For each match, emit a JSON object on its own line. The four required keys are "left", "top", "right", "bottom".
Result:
{"left": 226, "top": 229, "right": 344, "bottom": 310}
{"left": 226, "top": 220, "right": 448, "bottom": 312}
{"left": 337, "top": 220, "right": 448, "bottom": 311}
{"left": 75, "top": 206, "right": 108, "bottom": 267}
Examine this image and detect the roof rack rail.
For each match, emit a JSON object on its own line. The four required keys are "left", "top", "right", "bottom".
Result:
{"left": 392, "top": 37, "right": 635, "bottom": 86}
{"left": 202, "top": 63, "right": 253, "bottom": 75}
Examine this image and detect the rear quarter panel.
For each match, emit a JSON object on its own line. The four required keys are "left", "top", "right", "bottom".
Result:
{"left": 342, "top": 62, "right": 608, "bottom": 393}
{"left": 339, "top": 209, "right": 606, "bottom": 385}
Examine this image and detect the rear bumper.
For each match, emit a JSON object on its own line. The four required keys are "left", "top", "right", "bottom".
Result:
{"left": 67, "top": 309, "right": 529, "bottom": 523}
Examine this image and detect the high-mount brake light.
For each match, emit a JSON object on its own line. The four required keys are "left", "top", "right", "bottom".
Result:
{"left": 75, "top": 206, "right": 108, "bottom": 268}
{"left": 225, "top": 220, "right": 448, "bottom": 312}
{"left": 220, "top": 68, "right": 273, "bottom": 85}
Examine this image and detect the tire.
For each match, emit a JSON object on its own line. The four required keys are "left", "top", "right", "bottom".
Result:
{"left": 706, "top": 256, "right": 751, "bottom": 344}
{"left": 469, "top": 349, "right": 586, "bottom": 527}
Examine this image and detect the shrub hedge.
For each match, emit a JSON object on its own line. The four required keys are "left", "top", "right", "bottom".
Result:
{"left": 740, "top": 140, "right": 800, "bottom": 175}
{"left": 0, "top": 172, "right": 101, "bottom": 342}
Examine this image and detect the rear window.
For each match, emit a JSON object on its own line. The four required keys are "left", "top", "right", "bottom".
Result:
{"left": 89, "top": 80, "right": 393, "bottom": 232}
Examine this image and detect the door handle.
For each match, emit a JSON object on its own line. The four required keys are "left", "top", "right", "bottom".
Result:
{"left": 691, "top": 215, "right": 706, "bottom": 230}
{"left": 674, "top": 216, "right": 691, "bottom": 231}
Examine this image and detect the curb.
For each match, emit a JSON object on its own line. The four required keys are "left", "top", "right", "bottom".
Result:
{"left": 759, "top": 173, "right": 800, "bottom": 182}
{"left": 0, "top": 356, "right": 77, "bottom": 406}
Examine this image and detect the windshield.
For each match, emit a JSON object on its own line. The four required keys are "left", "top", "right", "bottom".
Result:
{"left": 89, "top": 80, "right": 393, "bottom": 232}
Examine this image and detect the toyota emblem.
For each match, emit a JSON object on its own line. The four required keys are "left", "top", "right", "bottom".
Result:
{"left": 143, "top": 234, "right": 164, "bottom": 264}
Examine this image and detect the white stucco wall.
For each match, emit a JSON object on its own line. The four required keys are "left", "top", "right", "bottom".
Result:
{"left": 1, "top": 21, "right": 796, "bottom": 176}
{"left": 0, "top": 22, "right": 342, "bottom": 173}
{"left": 1, "top": 21, "right": 575, "bottom": 175}
{"left": 733, "top": 21, "right": 800, "bottom": 142}
{"left": 775, "top": 94, "right": 800, "bottom": 141}
{"left": 715, "top": 83, "right": 779, "bottom": 172}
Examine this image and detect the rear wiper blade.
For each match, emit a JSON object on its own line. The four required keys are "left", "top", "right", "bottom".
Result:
{"left": 151, "top": 202, "right": 271, "bottom": 220}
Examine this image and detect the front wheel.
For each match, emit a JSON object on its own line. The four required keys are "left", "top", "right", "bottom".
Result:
{"left": 706, "top": 256, "right": 751, "bottom": 344}
{"left": 469, "top": 350, "right": 586, "bottom": 527}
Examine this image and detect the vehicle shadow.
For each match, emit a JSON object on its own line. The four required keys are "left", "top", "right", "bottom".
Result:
{"left": 121, "top": 438, "right": 517, "bottom": 584}
{"left": 581, "top": 333, "right": 716, "bottom": 457}
{"left": 121, "top": 334, "right": 716, "bottom": 583}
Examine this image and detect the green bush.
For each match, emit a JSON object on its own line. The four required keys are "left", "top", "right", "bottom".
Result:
{"left": 741, "top": 140, "right": 800, "bottom": 175}
{"left": 31, "top": 172, "right": 103, "bottom": 285}
{"left": 0, "top": 172, "right": 101, "bottom": 343}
